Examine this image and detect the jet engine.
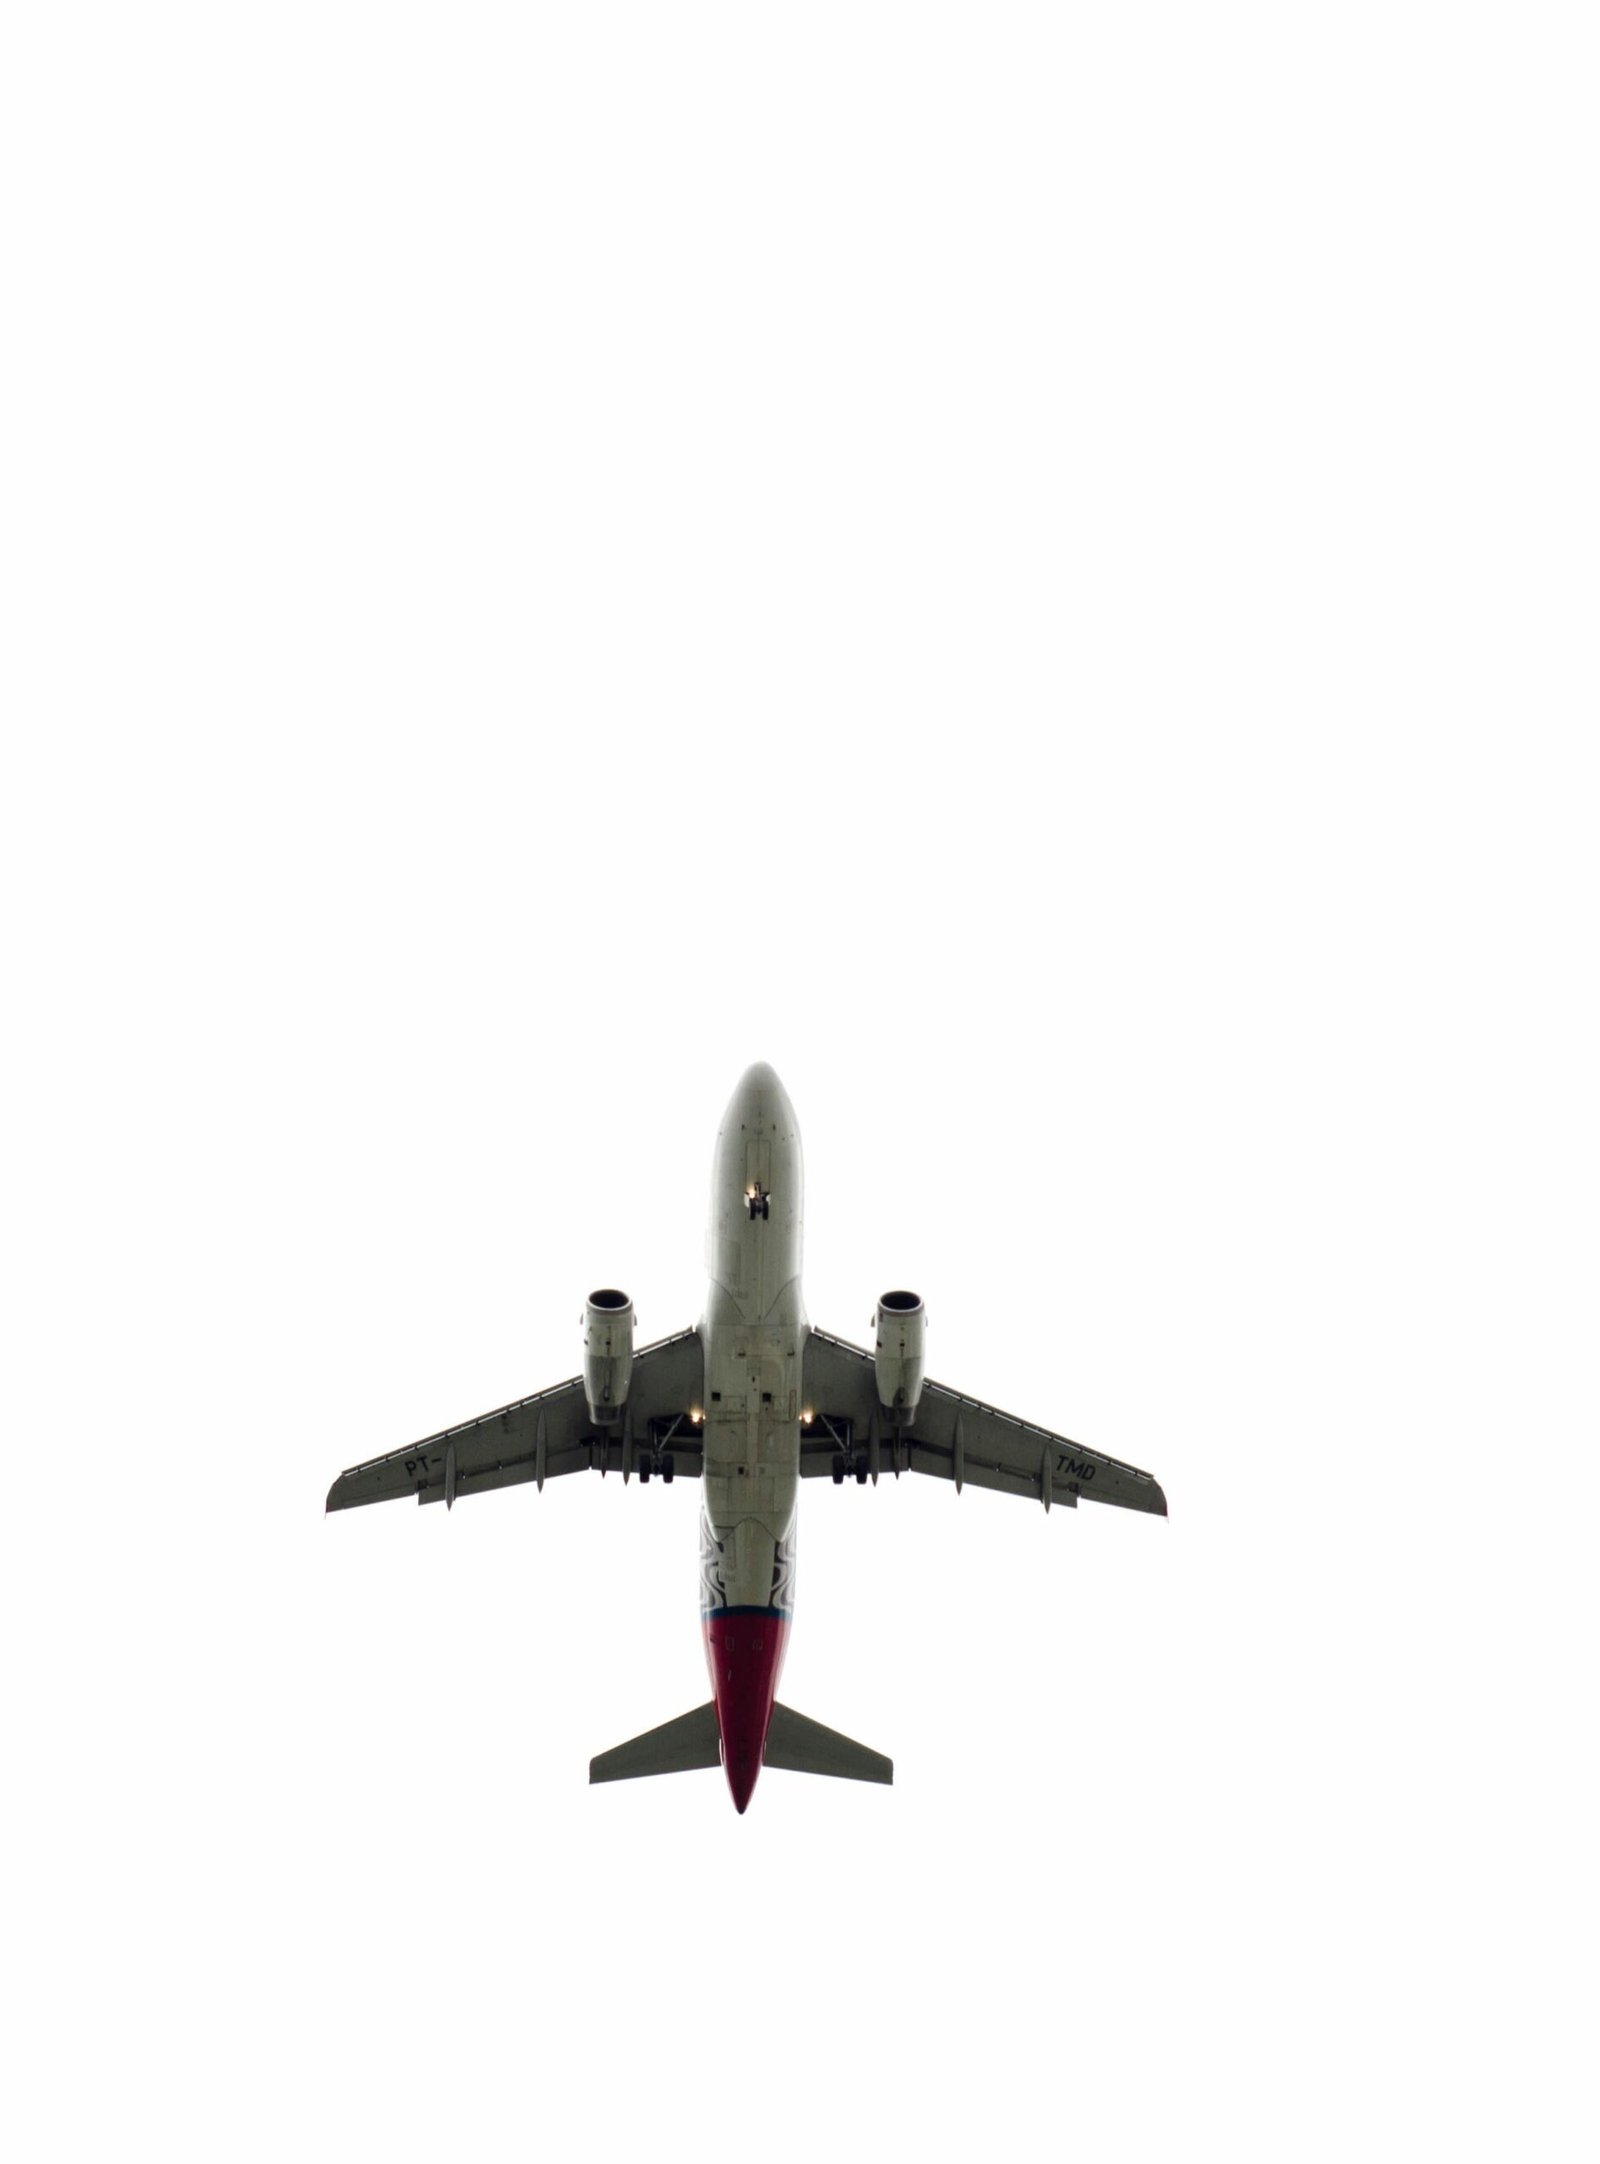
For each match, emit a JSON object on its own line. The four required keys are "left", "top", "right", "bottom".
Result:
{"left": 582, "top": 1289, "right": 634, "bottom": 1425}
{"left": 873, "top": 1291, "right": 926, "bottom": 1421}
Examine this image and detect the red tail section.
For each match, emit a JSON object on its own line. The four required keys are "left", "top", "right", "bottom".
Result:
{"left": 704, "top": 1611, "right": 790, "bottom": 1812}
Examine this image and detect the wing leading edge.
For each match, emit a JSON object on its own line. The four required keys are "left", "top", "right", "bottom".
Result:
{"left": 799, "top": 1328, "right": 1166, "bottom": 1516}
{"left": 325, "top": 1329, "right": 706, "bottom": 1511}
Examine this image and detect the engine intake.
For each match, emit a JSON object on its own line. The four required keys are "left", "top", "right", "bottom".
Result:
{"left": 582, "top": 1289, "right": 634, "bottom": 1425}
{"left": 874, "top": 1290, "right": 926, "bottom": 1421}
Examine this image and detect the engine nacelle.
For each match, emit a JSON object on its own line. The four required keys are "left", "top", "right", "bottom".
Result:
{"left": 873, "top": 1290, "right": 926, "bottom": 1421}
{"left": 582, "top": 1289, "right": 634, "bottom": 1425}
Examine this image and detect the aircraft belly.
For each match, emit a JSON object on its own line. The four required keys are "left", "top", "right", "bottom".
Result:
{"left": 697, "top": 1062, "right": 807, "bottom": 1809}
{"left": 704, "top": 1467, "right": 786, "bottom": 1520}
{"left": 702, "top": 1434, "right": 798, "bottom": 1597}
{"left": 700, "top": 1341, "right": 801, "bottom": 1592}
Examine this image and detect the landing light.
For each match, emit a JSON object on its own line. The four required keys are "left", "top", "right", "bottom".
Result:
{"left": 690, "top": 1408, "right": 703, "bottom": 1425}
{"left": 802, "top": 1410, "right": 814, "bottom": 1425}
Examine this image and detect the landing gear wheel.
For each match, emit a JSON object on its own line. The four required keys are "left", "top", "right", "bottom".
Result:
{"left": 855, "top": 1457, "right": 869, "bottom": 1484}
{"left": 831, "top": 1454, "right": 846, "bottom": 1485}
{"left": 661, "top": 1455, "right": 675, "bottom": 1484}
{"left": 638, "top": 1462, "right": 650, "bottom": 1485}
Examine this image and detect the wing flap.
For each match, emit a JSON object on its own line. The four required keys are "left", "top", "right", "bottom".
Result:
{"left": 908, "top": 1443, "right": 1075, "bottom": 1507}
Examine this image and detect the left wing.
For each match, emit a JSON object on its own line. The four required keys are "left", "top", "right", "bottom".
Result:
{"left": 326, "top": 1329, "right": 705, "bottom": 1511}
{"left": 800, "top": 1328, "right": 1166, "bottom": 1516}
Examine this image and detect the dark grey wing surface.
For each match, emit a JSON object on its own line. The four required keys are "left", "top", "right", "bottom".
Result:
{"left": 326, "top": 1329, "right": 705, "bottom": 1511}
{"left": 800, "top": 1328, "right": 1166, "bottom": 1516}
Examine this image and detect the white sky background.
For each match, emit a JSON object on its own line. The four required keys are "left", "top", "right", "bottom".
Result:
{"left": 3, "top": 4, "right": 1596, "bottom": 2158}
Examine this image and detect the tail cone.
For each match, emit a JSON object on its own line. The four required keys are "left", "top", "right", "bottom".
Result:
{"left": 705, "top": 1610, "right": 789, "bottom": 1815}
{"left": 726, "top": 1749, "right": 760, "bottom": 1814}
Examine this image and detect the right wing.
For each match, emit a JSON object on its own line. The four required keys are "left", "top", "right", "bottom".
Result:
{"left": 800, "top": 1328, "right": 1166, "bottom": 1516}
{"left": 326, "top": 1329, "right": 705, "bottom": 1511}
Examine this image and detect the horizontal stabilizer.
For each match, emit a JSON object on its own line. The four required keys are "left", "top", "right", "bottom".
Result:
{"left": 764, "top": 1703, "right": 893, "bottom": 1785}
{"left": 589, "top": 1702, "right": 720, "bottom": 1784}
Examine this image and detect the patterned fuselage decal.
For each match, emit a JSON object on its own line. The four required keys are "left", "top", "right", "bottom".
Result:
{"left": 699, "top": 1506, "right": 796, "bottom": 1618}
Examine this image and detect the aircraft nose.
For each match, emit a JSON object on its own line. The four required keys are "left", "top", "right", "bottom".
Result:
{"left": 737, "top": 1061, "right": 783, "bottom": 1103}
{"left": 727, "top": 1061, "right": 794, "bottom": 1130}
{"left": 740, "top": 1060, "right": 796, "bottom": 1116}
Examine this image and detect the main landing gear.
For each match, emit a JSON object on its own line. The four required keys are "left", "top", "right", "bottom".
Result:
{"left": 637, "top": 1453, "right": 676, "bottom": 1485}
{"left": 830, "top": 1452, "right": 870, "bottom": 1485}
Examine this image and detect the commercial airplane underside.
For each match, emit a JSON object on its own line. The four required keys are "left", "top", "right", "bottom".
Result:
{"left": 326, "top": 1065, "right": 1167, "bottom": 1811}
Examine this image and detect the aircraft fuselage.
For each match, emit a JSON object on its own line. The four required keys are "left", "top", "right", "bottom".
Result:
{"left": 699, "top": 1063, "right": 806, "bottom": 1810}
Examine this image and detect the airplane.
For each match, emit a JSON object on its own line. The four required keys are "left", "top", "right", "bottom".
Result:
{"left": 326, "top": 1063, "right": 1167, "bottom": 1811}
